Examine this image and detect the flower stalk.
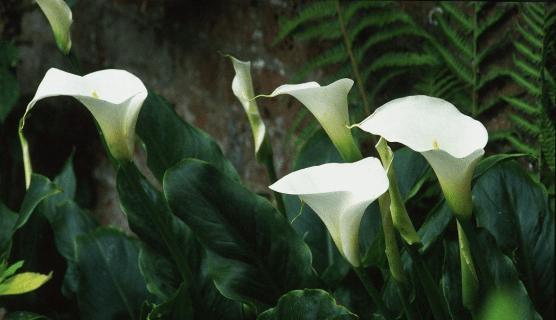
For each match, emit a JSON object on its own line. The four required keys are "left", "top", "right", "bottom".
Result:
{"left": 228, "top": 55, "right": 286, "bottom": 215}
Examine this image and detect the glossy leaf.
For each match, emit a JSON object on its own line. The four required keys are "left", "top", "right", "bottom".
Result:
{"left": 0, "top": 201, "right": 17, "bottom": 258}
{"left": 257, "top": 289, "right": 357, "bottom": 320}
{"left": 119, "top": 162, "right": 241, "bottom": 319}
{"left": 146, "top": 282, "right": 193, "bottom": 320}
{"left": 164, "top": 159, "right": 316, "bottom": 309}
{"left": 0, "top": 271, "right": 52, "bottom": 296}
{"left": 473, "top": 161, "right": 554, "bottom": 317}
{"left": 75, "top": 227, "right": 149, "bottom": 320}
{"left": 14, "top": 174, "right": 60, "bottom": 231}
{"left": 392, "top": 147, "right": 430, "bottom": 201}
{"left": 136, "top": 92, "right": 238, "bottom": 181}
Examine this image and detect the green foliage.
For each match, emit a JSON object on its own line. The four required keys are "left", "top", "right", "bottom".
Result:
{"left": 494, "top": 3, "right": 556, "bottom": 180}
{"left": 275, "top": 1, "right": 431, "bottom": 151}
{"left": 75, "top": 227, "right": 149, "bottom": 320}
{"left": 164, "top": 159, "right": 317, "bottom": 310}
{"left": 421, "top": 2, "right": 515, "bottom": 116}
{"left": 473, "top": 161, "right": 554, "bottom": 317}
{"left": 258, "top": 289, "right": 357, "bottom": 320}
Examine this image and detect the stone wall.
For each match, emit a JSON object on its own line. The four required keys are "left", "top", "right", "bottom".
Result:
{"left": 12, "top": 0, "right": 315, "bottom": 226}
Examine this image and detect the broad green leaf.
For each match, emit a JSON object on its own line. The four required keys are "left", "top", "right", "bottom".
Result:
{"left": 0, "top": 69, "right": 19, "bottom": 124}
{"left": 5, "top": 312, "right": 49, "bottom": 320}
{"left": 75, "top": 227, "right": 149, "bottom": 320}
{"left": 136, "top": 93, "right": 239, "bottom": 181}
{"left": 0, "top": 271, "right": 52, "bottom": 296}
{"left": 117, "top": 162, "right": 193, "bottom": 284}
{"left": 473, "top": 153, "right": 528, "bottom": 179}
{"left": 146, "top": 282, "right": 193, "bottom": 320}
{"left": 284, "top": 130, "right": 349, "bottom": 284}
{"left": 473, "top": 161, "right": 554, "bottom": 317}
{"left": 392, "top": 147, "right": 431, "bottom": 201}
{"left": 119, "top": 162, "right": 241, "bottom": 319}
{"left": 164, "top": 159, "right": 316, "bottom": 309}
{"left": 0, "top": 201, "right": 17, "bottom": 258}
{"left": 257, "top": 289, "right": 357, "bottom": 320}
{"left": 418, "top": 201, "right": 452, "bottom": 253}
{"left": 39, "top": 157, "right": 97, "bottom": 297}
{"left": 15, "top": 174, "right": 61, "bottom": 231}
{"left": 441, "top": 241, "right": 465, "bottom": 320}
{"left": 478, "top": 231, "right": 541, "bottom": 320}
{"left": 0, "top": 260, "right": 23, "bottom": 283}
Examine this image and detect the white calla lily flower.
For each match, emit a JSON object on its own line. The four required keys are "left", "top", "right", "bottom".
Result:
{"left": 229, "top": 56, "right": 266, "bottom": 158}
{"left": 257, "top": 79, "right": 362, "bottom": 162}
{"left": 22, "top": 68, "right": 148, "bottom": 161}
{"left": 36, "top": 0, "right": 73, "bottom": 54}
{"left": 269, "top": 157, "right": 389, "bottom": 266}
{"left": 354, "top": 95, "right": 488, "bottom": 218}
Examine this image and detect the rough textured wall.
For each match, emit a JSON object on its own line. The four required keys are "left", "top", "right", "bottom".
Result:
{"left": 15, "top": 0, "right": 313, "bottom": 225}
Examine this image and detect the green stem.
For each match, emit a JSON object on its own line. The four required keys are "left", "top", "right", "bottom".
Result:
{"left": 404, "top": 243, "right": 451, "bottom": 320}
{"left": 395, "top": 279, "right": 421, "bottom": 320}
{"left": 457, "top": 221, "right": 479, "bottom": 310}
{"left": 258, "top": 136, "right": 286, "bottom": 218}
{"left": 335, "top": 0, "right": 370, "bottom": 116}
{"left": 378, "top": 193, "right": 405, "bottom": 282}
{"left": 353, "top": 267, "right": 392, "bottom": 319}
{"left": 457, "top": 217, "right": 493, "bottom": 304}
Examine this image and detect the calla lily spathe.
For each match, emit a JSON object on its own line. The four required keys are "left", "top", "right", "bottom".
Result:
{"left": 36, "top": 0, "right": 73, "bottom": 54}
{"left": 229, "top": 56, "right": 266, "bottom": 158}
{"left": 354, "top": 95, "right": 488, "bottom": 218}
{"left": 22, "top": 68, "right": 148, "bottom": 160}
{"left": 269, "top": 157, "right": 389, "bottom": 266}
{"left": 257, "top": 79, "right": 362, "bottom": 162}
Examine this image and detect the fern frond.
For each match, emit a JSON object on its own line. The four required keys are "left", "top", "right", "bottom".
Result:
{"left": 516, "top": 23, "right": 543, "bottom": 49}
{"left": 507, "top": 135, "right": 538, "bottom": 156}
{"left": 440, "top": 2, "right": 473, "bottom": 33}
{"left": 437, "top": 16, "right": 472, "bottom": 58}
{"left": 478, "top": 96, "right": 503, "bottom": 114}
{"left": 363, "top": 52, "right": 438, "bottom": 77}
{"left": 521, "top": 6, "right": 544, "bottom": 37}
{"left": 540, "top": 116, "right": 556, "bottom": 172}
{"left": 295, "top": 19, "right": 340, "bottom": 42}
{"left": 429, "top": 40, "right": 473, "bottom": 84}
{"left": 514, "top": 40, "right": 541, "bottom": 63}
{"left": 509, "top": 114, "right": 541, "bottom": 135}
{"left": 343, "top": 1, "right": 385, "bottom": 23}
{"left": 358, "top": 26, "right": 428, "bottom": 58}
{"left": 348, "top": 11, "right": 416, "bottom": 42}
{"left": 491, "top": 131, "right": 538, "bottom": 156}
{"left": 502, "top": 96, "right": 540, "bottom": 115}
{"left": 477, "top": 35, "right": 511, "bottom": 64}
{"left": 478, "top": 5, "right": 513, "bottom": 38}
{"left": 292, "top": 45, "right": 347, "bottom": 82}
{"left": 509, "top": 71, "right": 542, "bottom": 96}
{"left": 524, "top": 4, "right": 544, "bottom": 27}
{"left": 274, "top": 1, "right": 336, "bottom": 44}
{"left": 478, "top": 67, "right": 511, "bottom": 90}
{"left": 514, "top": 55, "right": 540, "bottom": 80}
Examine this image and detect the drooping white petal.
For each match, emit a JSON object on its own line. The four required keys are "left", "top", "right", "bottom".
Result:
{"left": 22, "top": 68, "right": 147, "bottom": 160}
{"left": 354, "top": 95, "right": 488, "bottom": 217}
{"left": 269, "top": 157, "right": 389, "bottom": 266}
{"left": 229, "top": 56, "right": 266, "bottom": 157}
{"left": 36, "top": 0, "right": 73, "bottom": 54}
{"left": 258, "top": 79, "right": 361, "bottom": 162}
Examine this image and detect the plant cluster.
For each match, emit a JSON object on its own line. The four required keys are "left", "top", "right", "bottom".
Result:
{"left": 0, "top": 1, "right": 554, "bottom": 320}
